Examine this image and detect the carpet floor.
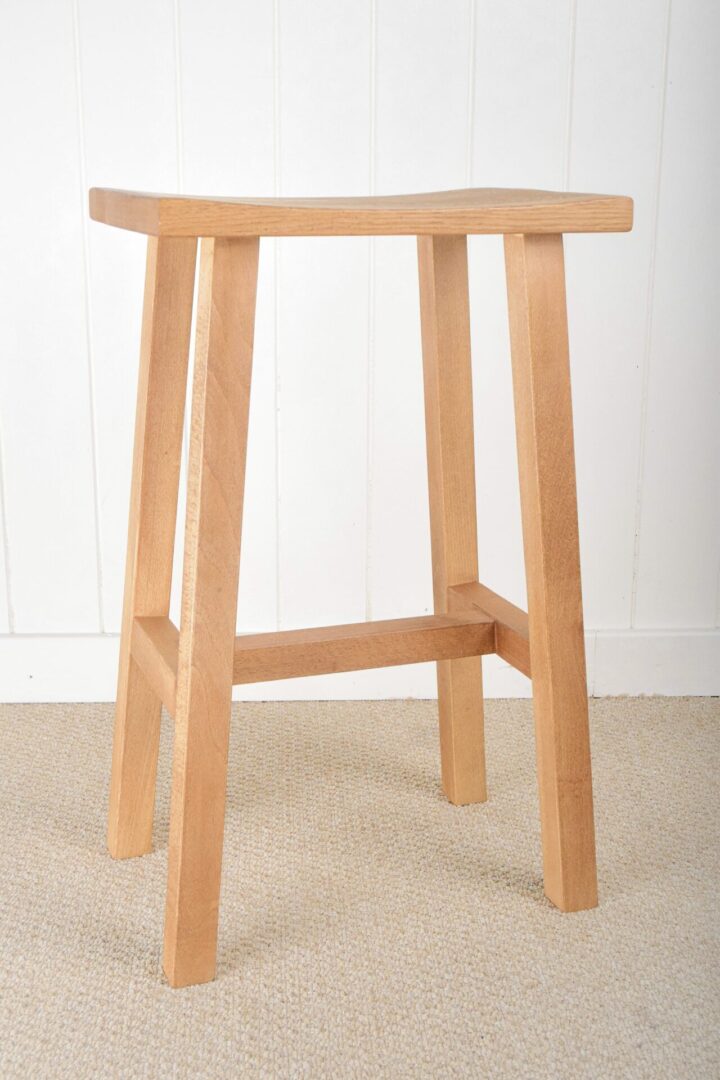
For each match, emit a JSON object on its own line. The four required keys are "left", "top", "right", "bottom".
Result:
{"left": 0, "top": 698, "right": 718, "bottom": 1078}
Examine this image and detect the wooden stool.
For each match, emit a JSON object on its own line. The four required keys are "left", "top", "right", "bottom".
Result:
{"left": 90, "top": 186, "right": 633, "bottom": 987}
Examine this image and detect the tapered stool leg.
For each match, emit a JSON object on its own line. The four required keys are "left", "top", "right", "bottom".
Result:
{"left": 504, "top": 233, "right": 598, "bottom": 911}
{"left": 108, "top": 237, "right": 197, "bottom": 859}
{"left": 418, "top": 235, "right": 486, "bottom": 805}
{"left": 163, "top": 237, "right": 260, "bottom": 988}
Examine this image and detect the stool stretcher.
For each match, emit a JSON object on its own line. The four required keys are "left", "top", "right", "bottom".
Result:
{"left": 131, "top": 607, "right": 502, "bottom": 720}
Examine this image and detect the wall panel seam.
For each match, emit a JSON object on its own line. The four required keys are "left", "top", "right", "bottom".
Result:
{"left": 173, "top": 0, "right": 185, "bottom": 195}
{"left": 364, "top": 0, "right": 377, "bottom": 622}
{"left": 173, "top": 0, "right": 191, "bottom": 482}
{"left": 71, "top": 0, "right": 105, "bottom": 633}
{"left": 465, "top": 0, "right": 477, "bottom": 187}
{"left": 562, "top": 0, "right": 578, "bottom": 189}
{"left": 629, "top": 0, "right": 673, "bottom": 629}
{"left": 273, "top": 0, "right": 282, "bottom": 630}
{"left": 172, "top": 0, "right": 195, "bottom": 496}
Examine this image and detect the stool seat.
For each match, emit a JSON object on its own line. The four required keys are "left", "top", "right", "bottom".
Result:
{"left": 89, "top": 185, "right": 633, "bottom": 238}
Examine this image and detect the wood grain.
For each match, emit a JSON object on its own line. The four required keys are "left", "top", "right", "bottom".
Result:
{"left": 233, "top": 611, "right": 493, "bottom": 683}
{"left": 107, "top": 236, "right": 196, "bottom": 860}
{"left": 449, "top": 581, "right": 531, "bottom": 678}
{"left": 163, "top": 236, "right": 260, "bottom": 988}
{"left": 131, "top": 610, "right": 495, "bottom": 702}
{"left": 89, "top": 186, "right": 633, "bottom": 237}
{"left": 504, "top": 232, "right": 598, "bottom": 912}
{"left": 131, "top": 615, "right": 179, "bottom": 716}
{"left": 418, "top": 235, "right": 486, "bottom": 806}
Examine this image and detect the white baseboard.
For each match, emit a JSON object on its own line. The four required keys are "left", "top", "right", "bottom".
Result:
{"left": 0, "top": 629, "right": 718, "bottom": 702}
{"left": 590, "top": 628, "right": 720, "bottom": 696}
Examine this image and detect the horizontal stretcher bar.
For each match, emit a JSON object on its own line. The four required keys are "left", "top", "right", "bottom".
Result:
{"left": 130, "top": 608, "right": 502, "bottom": 718}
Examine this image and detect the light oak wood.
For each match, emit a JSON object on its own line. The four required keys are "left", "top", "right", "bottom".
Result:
{"left": 418, "top": 235, "right": 486, "bottom": 806}
{"left": 163, "top": 236, "right": 259, "bottom": 988}
{"left": 131, "top": 610, "right": 495, "bottom": 707}
{"left": 97, "top": 183, "right": 630, "bottom": 987}
{"left": 90, "top": 186, "right": 633, "bottom": 238}
{"left": 107, "top": 236, "right": 196, "bottom": 860}
{"left": 131, "top": 615, "right": 178, "bottom": 716}
{"left": 235, "top": 612, "right": 493, "bottom": 682}
{"left": 504, "top": 232, "right": 598, "bottom": 913}
{"left": 450, "top": 582, "right": 531, "bottom": 678}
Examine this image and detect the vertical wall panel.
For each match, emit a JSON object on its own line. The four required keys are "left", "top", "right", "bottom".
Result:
{"left": 178, "top": 1, "right": 275, "bottom": 197}
{"left": 370, "top": 0, "right": 471, "bottom": 638}
{"left": 469, "top": 1, "right": 571, "bottom": 617}
{"left": 368, "top": 234, "right": 430, "bottom": 629}
{"left": 568, "top": 0, "right": 669, "bottom": 629}
{"left": 634, "top": 0, "right": 720, "bottom": 627}
{"left": 179, "top": 1, "right": 277, "bottom": 633}
{"left": 472, "top": 1, "right": 570, "bottom": 187}
{"left": 276, "top": 0, "right": 371, "bottom": 629}
{"left": 0, "top": 0, "right": 100, "bottom": 632}
{"left": 79, "top": 0, "right": 179, "bottom": 632}
{"left": 0, "top": 0, "right": 718, "bottom": 698}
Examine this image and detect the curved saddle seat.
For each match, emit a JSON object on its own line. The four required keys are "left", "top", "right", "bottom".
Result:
{"left": 89, "top": 186, "right": 633, "bottom": 237}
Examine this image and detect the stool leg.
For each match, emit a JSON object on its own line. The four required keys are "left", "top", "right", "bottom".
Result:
{"left": 108, "top": 237, "right": 197, "bottom": 859}
{"left": 163, "top": 237, "right": 260, "bottom": 988}
{"left": 504, "top": 233, "right": 598, "bottom": 912}
{"left": 418, "top": 235, "right": 486, "bottom": 805}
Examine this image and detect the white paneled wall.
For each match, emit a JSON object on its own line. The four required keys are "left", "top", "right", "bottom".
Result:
{"left": 0, "top": 0, "right": 718, "bottom": 701}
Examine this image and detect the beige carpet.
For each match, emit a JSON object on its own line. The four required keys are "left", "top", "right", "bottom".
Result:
{"left": 0, "top": 698, "right": 718, "bottom": 1078}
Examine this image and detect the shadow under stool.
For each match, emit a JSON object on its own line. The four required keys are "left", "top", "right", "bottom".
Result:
{"left": 89, "top": 186, "right": 633, "bottom": 987}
